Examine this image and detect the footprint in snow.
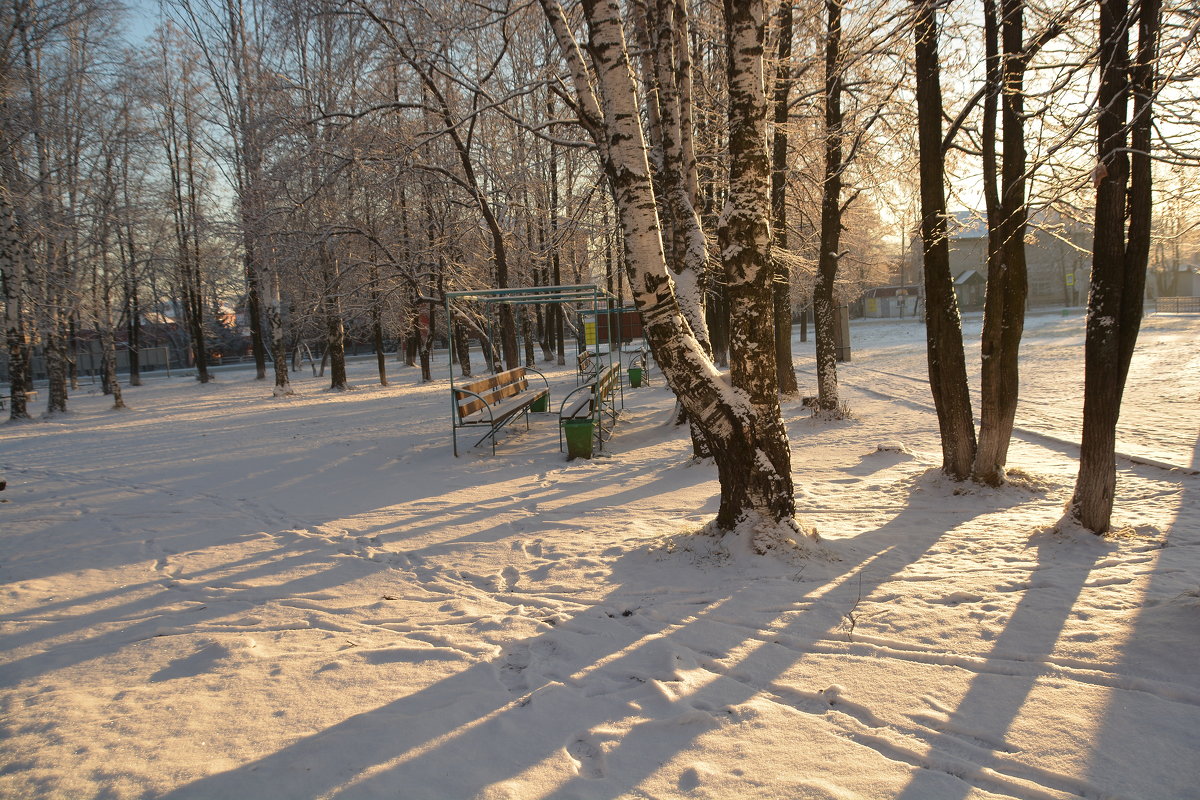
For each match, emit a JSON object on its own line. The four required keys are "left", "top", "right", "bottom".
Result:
{"left": 502, "top": 566, "right": 520, "bottom": 591}
{"left": 565, "top": 734, "right": 606, "bottom": 779}
{"left": 495, "top": 644, "right": 531, "bottom": 692}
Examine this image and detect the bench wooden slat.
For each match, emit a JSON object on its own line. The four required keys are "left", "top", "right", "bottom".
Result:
{"left": 562, "top": 397, "right": 592, "bottom": 420}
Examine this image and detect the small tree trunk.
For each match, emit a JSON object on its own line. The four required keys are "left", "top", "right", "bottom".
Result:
{"left": 45, "top": 319, "right": 69, "bottom": 414}
{"left": 267, "top": 267, "right": 292, "bottom": 396}
{"left": 100, "top": 327, "right": 125, "bottom": 409}
{"left": 244, "top": 245, "right": 267, "bottom": 380}
{"left": 521, "top": 309, "right": 534, "bottom": 366}
{"left": 419, "top": 302, "right": 435, "bottom": 382}
{"left": 813, "top": 0, "right": 844, "bottom": 414}
{"left": 455, "top": 326, "right": 472, "bottom": 377}
{"left": 324, "top": 274, "right": 348, "bottom": 391}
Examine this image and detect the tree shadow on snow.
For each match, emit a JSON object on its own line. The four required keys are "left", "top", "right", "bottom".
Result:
{"left": 1079, "top": 457, "right": 1200, "bottom": 799}
{"left": 154, "top": 479, "right": 1007, "bottom": 800}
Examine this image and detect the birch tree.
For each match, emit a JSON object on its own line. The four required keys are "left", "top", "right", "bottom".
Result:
{"left": 0, "top": 9, "right": 32, "bottom": 419}
{"left": 0, "top": 150, "right": 33, "bottom": 420}
{"left": 540, "top": 0, "right": 804, "bottom": 539}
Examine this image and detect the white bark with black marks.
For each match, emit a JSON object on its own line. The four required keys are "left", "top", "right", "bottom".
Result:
{"left": 542, "top": 0, "right": 802, "bottom": 537}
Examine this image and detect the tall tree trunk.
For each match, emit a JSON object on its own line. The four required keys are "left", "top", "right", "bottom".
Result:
{"left": 718, "top": 0, "right": 795, "bottom": 527}
{"left": 119, "top": 215, "right": 143, "bottom": 387}
{"left": 642, "top": 0, "right": 711, "bottom": 354}
{"left": 549, "top": 128, "right": 566, "bottom": 365}
{"left": 913, "top": 0, "right": 976, "bottom": 478}
{"left": 18, "top": 7, "right": 68, "bottom": 414}
{"left": 973, "top": 0, "right": 1029, "bottom": 485}
{"left": 1071, "top": 0, "right": 1159, "bottom": 532}
{"left": 0, "top": 184, "right": 31, "bottom": 420}
{"left": 770, "top": 0, "right": 798, "bottom": 396}
{"left": 814, "top": 0, "right": 843, "bottom": 414}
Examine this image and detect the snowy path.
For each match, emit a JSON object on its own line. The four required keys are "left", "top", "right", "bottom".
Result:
{"left": 1, "top": 314, "right": 1197, "bottom": 799}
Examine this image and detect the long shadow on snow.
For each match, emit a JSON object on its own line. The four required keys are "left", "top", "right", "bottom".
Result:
{"left": 0, "top": 442, "right": 683, "bottom": 685}
{"left": 0, "top": 541, "right": 369, "bottom": 685}
{"left": 1081, "top": 456, "right": 1200, "bottom": 799}
{"left": 156, "top": 479, "right": 1013, "bottom": 800}
{"left": 890, "top": 534, "right": 1106, "bottom": 800}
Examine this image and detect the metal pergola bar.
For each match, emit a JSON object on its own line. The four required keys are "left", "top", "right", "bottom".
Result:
{"left": 444, "top": 284, "right": 625, "bottom": 450}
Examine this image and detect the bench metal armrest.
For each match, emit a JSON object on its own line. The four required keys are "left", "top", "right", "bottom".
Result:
{"left": 453, "top": 388, "right": 496, "bottom": 426}
{"left": 524, "top": 366, "right": 551, "bottom": 406}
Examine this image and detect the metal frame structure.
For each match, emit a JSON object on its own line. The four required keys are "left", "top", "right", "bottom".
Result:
{"left": 444, "top": 284, "right": 626, "bottom": 451}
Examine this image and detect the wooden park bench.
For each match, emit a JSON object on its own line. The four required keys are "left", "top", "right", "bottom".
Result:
{"left": 557, "top": 363, "right": 621, "bottom": 455}
{"left": 451, "top": 367, "right": 550, "bottom": 456}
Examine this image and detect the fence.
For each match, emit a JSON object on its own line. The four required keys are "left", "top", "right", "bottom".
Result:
{"left": 1156, "top": 296, "right": 1200, "bottom": 314}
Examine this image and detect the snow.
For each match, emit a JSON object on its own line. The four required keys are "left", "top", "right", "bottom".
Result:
{"left": 2, "top": 309, "right": 1198, "bottom": 800}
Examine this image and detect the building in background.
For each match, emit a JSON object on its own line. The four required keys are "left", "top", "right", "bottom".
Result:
{"left": 888, "top": 210, "right": 1094, "bottom": 315}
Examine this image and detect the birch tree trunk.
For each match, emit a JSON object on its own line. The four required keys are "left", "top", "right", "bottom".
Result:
{"left": 770, "top": 0, "right": 798, "bottom": 396}
{"left": 542, "top": 0, "right": 801, "bottom": 537}
{"left": 642, "top": 0, "right": 711, "bottom": 354}
{"left": 718, "top": 0, "right": 796, "bottom": 527}
{"left": 0, "top": 183, "right": 32, "bottom": 420}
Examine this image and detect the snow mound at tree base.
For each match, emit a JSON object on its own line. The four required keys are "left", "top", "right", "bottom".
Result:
{"left": 653, "top": 512, "right": 837, "bottom": 567}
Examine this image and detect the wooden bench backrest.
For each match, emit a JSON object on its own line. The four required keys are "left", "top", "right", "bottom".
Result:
{"left": 577, "top": 351, "right": 595, "bottom": 376}
{"left": 454, "top": 367, "right": 529, "bottom": 419}
{"left": 597, "top": 364, "right": 619, "bottom": 398}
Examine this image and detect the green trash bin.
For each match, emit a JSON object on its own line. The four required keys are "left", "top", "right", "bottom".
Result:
{"left": 628, "top": 367, "right": 643, "bottom": 388}
{"left": 531, "top": 394, "right": 549, "bottom": 413}
{"left": 563, "top": 419, "right": 595, "bottom": 460}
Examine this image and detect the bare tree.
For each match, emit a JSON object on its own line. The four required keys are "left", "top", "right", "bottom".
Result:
{"left": 1071, "top": 0, "right": 1161, "bottom": 532}
{"left": 912, "top": 0, "right": 977, "bottom": 479}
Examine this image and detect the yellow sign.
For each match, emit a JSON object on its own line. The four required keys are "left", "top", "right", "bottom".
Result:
{"left": 1066, "top": 273, "right": 1075, "bottom": 286}
{"left": 584, "top": 321, "right": 597, "bottom": 347}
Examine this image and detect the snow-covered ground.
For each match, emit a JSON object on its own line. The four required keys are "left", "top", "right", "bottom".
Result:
{"left": 2, "top": 310, "right": 1197, "bottom": 800}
